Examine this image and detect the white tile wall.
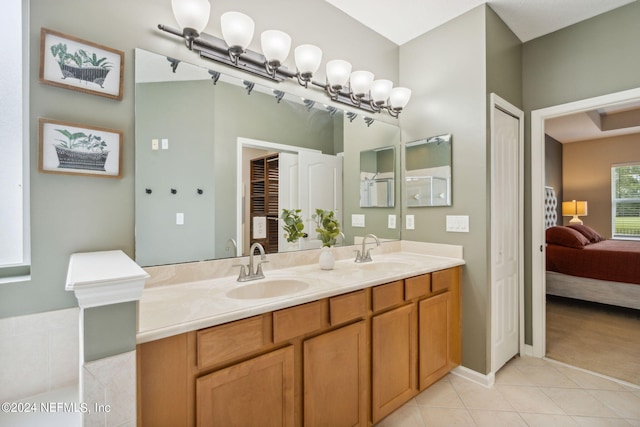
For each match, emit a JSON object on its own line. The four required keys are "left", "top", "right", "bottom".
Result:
{"left": 82, "top": 351, "right": 136, "bottom": 427}
{"left": 0, "top": 308, "right": 79, "bottom": 401}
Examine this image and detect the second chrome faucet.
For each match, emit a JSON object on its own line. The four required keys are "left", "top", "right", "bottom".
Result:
{"left": 355, "top": 234, "right": 380, "bottom": 263}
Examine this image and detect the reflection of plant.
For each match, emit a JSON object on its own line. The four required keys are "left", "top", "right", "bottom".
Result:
{"left": 54, "top": 128, "right": 107, "bottom": 152}
{"left": 281, "top": 208, "right": 307, "bottom": 243}
{"left": 312, "top": 209, "right": 340, "bottom": 247}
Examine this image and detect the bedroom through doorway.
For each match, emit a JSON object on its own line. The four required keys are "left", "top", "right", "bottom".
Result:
{"left": 531, "top": 88, "right": 640, "bottom": 386}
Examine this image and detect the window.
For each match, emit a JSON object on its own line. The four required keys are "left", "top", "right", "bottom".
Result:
{"left": 0, "top": 0, "right": 29, "bottom": 280}
{"left": 611, "top": 163, "right": 640, "bottom": 240}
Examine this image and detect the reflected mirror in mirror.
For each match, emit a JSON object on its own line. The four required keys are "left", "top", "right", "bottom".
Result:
{"left": 134, "top": 49, "right": 401, "bottom": 267}
{"left": 360, "top": 146, "right": 395, "bottom": 208}
{"left": 404, "top": 134, "right": 452, "bottom": 207}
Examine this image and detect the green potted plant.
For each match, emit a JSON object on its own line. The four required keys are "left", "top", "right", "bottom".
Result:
{"left": 54, "top": 128, "right": 109, "bottom": 171}
{"left": 280, "top": 208, "right": 307, "bottom": 244}
{"left": 312, "top": 209, "right": 341, "bottom": 270}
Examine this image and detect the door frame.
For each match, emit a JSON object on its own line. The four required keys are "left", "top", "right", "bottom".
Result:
{"left": 236, "top": 137, "right": 321, "bottom": 257}
{"left": 490, "top": 93, "right": 525, "bottom": 373}
{"left": 530, "top": 87, "right": 640, "bottom": 358}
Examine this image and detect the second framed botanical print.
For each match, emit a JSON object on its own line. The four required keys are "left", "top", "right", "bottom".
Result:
{"left": 39, "top": 118, "right": 123, "bottom": 178}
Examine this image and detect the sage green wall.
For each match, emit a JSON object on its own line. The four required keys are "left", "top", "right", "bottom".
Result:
{"left": 522, "top": 0, "right": 640, "bottom": 350}
{"left": 399, "top": 5, "right": 521, "bottom": 374}
{"left": 1, "top": 0, "right": 398, "bottom": 362}
{"left": 399, "top": 6, "right": 489, "bottom": 374}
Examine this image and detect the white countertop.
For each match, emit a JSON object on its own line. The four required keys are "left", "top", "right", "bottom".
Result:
{"left": 137, "top": 244, "right": 464, "bottom": 344}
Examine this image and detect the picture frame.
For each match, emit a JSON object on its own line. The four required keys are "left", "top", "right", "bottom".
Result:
{"left": 39, "top": 118, "right": 123, "bottom": 178}
{"left": 39, "top": 28, "right": 124, "bottom": 100}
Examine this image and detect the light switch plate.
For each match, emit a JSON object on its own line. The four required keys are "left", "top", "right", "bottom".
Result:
{"left": 406, "top": 215, "right": 415, "bottom": 230}
{"left": 161, "top": 138, "right": 169, "bottom": 150}
{"left": 388, "top": 214, "right": 396, "bottom": 229}
{"left": 151, "top": 139, "right": 159, "bottom": 150}
{"left": 446, "top": 215, "right": 469, "bottom": 232}
{"left": 351, "top": 214, "right": 365, "bottom": 228}
{"left": 176, "top": 213, "right": 184, "bottom": 225}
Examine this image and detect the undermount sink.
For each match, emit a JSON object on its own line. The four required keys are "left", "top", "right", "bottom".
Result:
{"left": 226, "top": 279, "right": 310, "bottom": 299}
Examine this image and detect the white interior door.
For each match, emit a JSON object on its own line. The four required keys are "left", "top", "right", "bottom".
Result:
{"left": 491, "top": 95, "right": 524, "bottom": 373}
{"left": 298, "top": 151, "right": 343, "bottom": 249}
{"left": 278, "top": 152, "right": 299, "bottom": 252}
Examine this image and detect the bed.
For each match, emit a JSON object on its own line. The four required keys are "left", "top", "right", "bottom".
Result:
{"left": 544, "top": 187, "right": 640, "bottom": 310}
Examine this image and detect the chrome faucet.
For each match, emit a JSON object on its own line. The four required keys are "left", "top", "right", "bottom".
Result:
{"left": 236, "top": 242, "right": 268, "bottom": 282}
{"left": 355, "top": 234, "right": 380, "bottom": 263}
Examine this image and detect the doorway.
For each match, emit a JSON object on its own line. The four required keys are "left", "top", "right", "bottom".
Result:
{"left": 529, "top": 87, "right": 640, "bottom": 358}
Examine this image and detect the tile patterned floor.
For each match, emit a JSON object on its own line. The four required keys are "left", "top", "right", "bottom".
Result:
{"left": 377, "top": 356, "right": 640, "bottom": 427}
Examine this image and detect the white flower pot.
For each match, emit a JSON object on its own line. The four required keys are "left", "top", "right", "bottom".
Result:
{"left": 319, "top": 246, "right": 335, "bottom": 270}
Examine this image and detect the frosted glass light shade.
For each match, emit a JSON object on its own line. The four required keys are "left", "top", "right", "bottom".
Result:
{"left": 172, "top": 0, "right": 211, "bottom": 34}
{"left": 261, "top": 30, "right": 291, "bottom": 66}
{"left": 326, "top": 60, "right": 352, "bottom": 89}
{"left": 350, "top": 71, "right": 374, "bottom": 97}
{"left": 370, "top": 79, "right": 393, "bottom": 104}
{"left": 221, "top": 11, "right": 255, "bottom": 51}
{"left": 294, "top": 44, "right": 323, "bottom": 76}
{"left": 389, "top": 87, "right": 412, "bottom": 109}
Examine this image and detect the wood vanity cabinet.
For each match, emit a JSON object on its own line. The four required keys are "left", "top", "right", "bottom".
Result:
{"left": 137, "top": 266, "right": 461, "bottom": 427}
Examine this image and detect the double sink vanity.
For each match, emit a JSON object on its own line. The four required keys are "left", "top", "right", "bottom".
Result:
{"left": 137, "top": 241, "right": 464, "bottom": 426}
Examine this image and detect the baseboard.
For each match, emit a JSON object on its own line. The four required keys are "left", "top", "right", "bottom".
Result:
{"left": 451, "top": 365, "right": 495, "bottom": 388}
{"left": 520, "top": 344, "right": 534, "bottom": 357}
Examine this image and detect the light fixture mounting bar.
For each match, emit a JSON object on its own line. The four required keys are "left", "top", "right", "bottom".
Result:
{"left": 157, "top": 23, "right": 392, "bottom": 117}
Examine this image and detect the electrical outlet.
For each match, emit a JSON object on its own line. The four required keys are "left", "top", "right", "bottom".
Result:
{"left": 388, "top": 214, "right": 396, "bottom": 229}
{"left": 446, "top": 215, "right": 469, "bottom": 232}
{"left": 406, "top": 215, "right": 415, "bottom": 230}
{"left": 351, "top": 214, "right": 365, "bottom": 227}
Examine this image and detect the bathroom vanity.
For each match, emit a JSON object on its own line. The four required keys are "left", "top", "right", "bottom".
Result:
{"left": 136, "top": 242, "right": 463, "bottom": 426}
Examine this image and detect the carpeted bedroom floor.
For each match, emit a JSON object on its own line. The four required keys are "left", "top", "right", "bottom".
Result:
{"left": 546, "top": 295, "right": 640, "bottom": 386}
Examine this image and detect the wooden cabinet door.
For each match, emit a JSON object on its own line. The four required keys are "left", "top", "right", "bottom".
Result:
{"left": 303, "top": 321, "right": 367, "bottom": 427}
{"left": 418, "top": 291, "right": 451, "bottom": 390}
{"left": 371, "top": 304, "right": 417, "bottom": 424}
{"left": 196, "top": 346, "right": 294, "bottom": 427}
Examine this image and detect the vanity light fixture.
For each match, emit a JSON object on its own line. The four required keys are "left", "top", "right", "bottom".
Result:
{"left": 158, "top": 2, "right": 411, "bottom": 117}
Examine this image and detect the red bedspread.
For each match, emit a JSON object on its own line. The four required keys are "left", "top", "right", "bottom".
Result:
{"left": 546, "top": 240, "right": 640, "bottom": 285}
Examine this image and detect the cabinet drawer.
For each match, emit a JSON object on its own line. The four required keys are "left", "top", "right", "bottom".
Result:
{"left": 197, "top": 314, "right": 270, "bottom": 370}
{"left": 372, "top": 280, "right": 404, "bottom": 312}
{"left": 273, "top": 300, "right": 328, "bottom": 342}
{"left": 330, "top": 290, "right": 367, "bottom": 326}
{"left": 405, "top": 274, "right": 431, "bottom": 300}
{"left": 431, "top": 269, "right": 452, "bottom": 293}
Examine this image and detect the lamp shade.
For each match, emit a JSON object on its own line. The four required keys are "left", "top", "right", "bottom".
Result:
{"left": 220, "top": 11, "right": 255, "bottom": 51}
{"left": 326, "top": 60, "right": 352, "bottom": 89}
{"left": 294, "top": 44, "right": 323, "bottom": 76}
{"left": 261, "top": 30, "right": 291, "bottom": 66}
{"left": 172, "top": 0, "right": 211, "bottom": 34}
{"left": 370, "top": 79, "right": 393, "bottom": 104}
{"left": 562, "top": 200, "right": 588, "bottom": 216}
{"left": 350, "top": 71, "right": 374, "bottom": 97}
{"left": 389, "top": 87, "right": 412, "bottom": 109}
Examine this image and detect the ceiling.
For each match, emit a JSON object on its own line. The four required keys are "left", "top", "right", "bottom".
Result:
{"left": 324, "top": 0, "right": 636, "bottom": 45}
{"left": 325, "top": 0, "right": 640, "bottom": 143}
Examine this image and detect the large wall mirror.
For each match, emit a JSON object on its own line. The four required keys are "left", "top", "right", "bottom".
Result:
{"left": 135, "top": 49, "right": 401, "bottom": 267}
{"left": 404, "top": 134, "right": 452, "bottom": 207}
